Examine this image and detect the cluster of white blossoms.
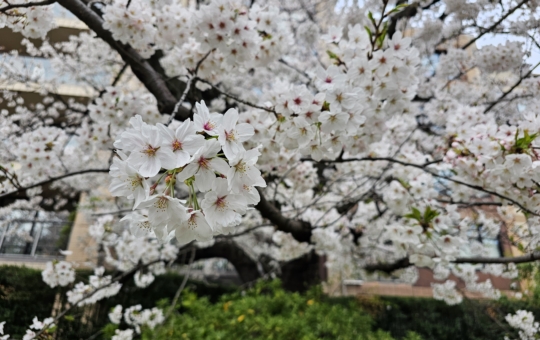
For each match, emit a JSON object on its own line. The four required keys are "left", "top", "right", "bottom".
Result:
{"left": 506, "top": 310, "right": 540, "bottom": 340}
{"left": 248, "top": 28, "right": 419, "bottom": 166}
{"left": 475, "top": 41, "right": 525, "bottom": 74}
{"left": 111, "top": 101, "right": 265, "bottom": 243}
{"left": 432, "top": 280, "right": 463, "bottom": 305}
{"left": 41, "top": 260, "right": 76, "bottom": 288}
{"left": 109, "top": 304, "right": 164, "bottom": 336}
{"left": 442, "top": 108, "right": 540, "bottom": 213}
{"left": 14, "top": 317, "right": 55, "bottom": 340}
{"left": 0, "top": 1, "right": 55, "bottom": 39}
{"left": 66, "top": 267, "right": 122, "bottom": 306}
{"left": 12, "top": 126, "right": 68, "bottom": 179}
{"left": 104, "top": 0, "right": 292, "bottom": 68}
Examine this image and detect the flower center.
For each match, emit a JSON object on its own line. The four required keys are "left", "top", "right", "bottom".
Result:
{"left": 203, "top": 121, "right": 216, "bottom": 131}
{"left": 234, "top": 161, "right": 246, "bottom": 173}
{"left": 198, "top": 156, "right": 210, "bottom": 169}
{"left": 154, "top": 196, "right": 169, "bottom": 211}
{"left": 225, "top": 129, "right": 237, "bottom": 142}
{"left": 215, "top": 196, "right": 227, "bottom": 210}
{"left": 129, "top": 175, "right": 144, "bottom": 190}
{"left": 172, "top": 139, "right": 183, "bottom": 151}
{"left": 142, "top": 145, "right": 160, "bottom": 157}
{"left": 187, "top": 214, "right": 197, "bottom": 230}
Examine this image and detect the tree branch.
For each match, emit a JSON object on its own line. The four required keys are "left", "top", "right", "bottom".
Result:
{"left": 462, "top": 0, "right": 530, "bottom": 50}
{"left": 0, "top": 0, "right": 55, "bottom": 12}
{"left": 484, "top": 60, "right": 540, "bottom": 114}
{"left": 0, "top": 169, "right": 109, "bottom": 199}
{"left": 365, "top": 252, "right": 540, "bottom": 274}
{"left": 255, "top": 188, "right": 312, "bottom": 243}
{"left": 304, "top": 157, "right": 540, "bottom": 217}
{"left": 56, "top": 0, "right": 189, "bottom": 119}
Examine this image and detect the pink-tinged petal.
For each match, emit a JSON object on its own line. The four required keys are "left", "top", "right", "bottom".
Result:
{"left": 174, "top": 150, "right": 191, "bottom": 168}
{"left": 139, "top": 157, "right": 161, "bottom": 177}
{"left": 158, "top": 149, "right": 177, "bottom": 170}
{"left": 209, "top": 157, "right": 230, "bottom": 175}
{"left": 192, "top": 211, "right": 213, "bottom": 241}
{"left": 235, "top": 123, "right": 255, "bottom": 140}
{"left": 182, "top": 135, "right": 205, "bottom": 154}
{"left": 204, "top": 140, "right": 222, "bottom": 157}
{"left": 176, "top": 163, "right": 198, "bottom": 182}
{"left": 109, "top": 184, "right": 127, "bottom": 197}
{"left": 223, "top": 108, "right": 239, "bottom": 130}
{"left": 133, "top": 189, "right": 147, "bottom": 209}
{"left": 157, "top": 123, "right": 175, "bottom": 143}
{"left": 175, "top": 120, "right": 194, "bottom": 140}
{"left": 244, "top": 147, "right": 261, "bottom": 163}
{"left": 244, "top": 186, "right": 260, "bottom": 204}
{"left": 223, "top": 141, "right": 244, "bottom": 160}
{"left": 195, "top": 168, "right": 215, "bottom": 192}
{"left": 175, "top": 224, "right": 196, "bottom": 245}
{"left": 246, "top": 167, "right": 266, "bottom": 187}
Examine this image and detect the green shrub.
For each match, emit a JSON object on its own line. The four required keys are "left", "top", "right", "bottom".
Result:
{"left": 361, "top": 296, "right": 524, "bottom": 340}
{"left": 0, "top": 265, "right": 57, "bottom": 337}
{"left": 0, "top": 265, "right": 235, "bottom": 339}
{"left": 142, "top": 280, "right": 418, "bottom": 340}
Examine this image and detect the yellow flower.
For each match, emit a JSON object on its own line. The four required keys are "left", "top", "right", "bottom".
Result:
{"left": 237, "top": 315, "right": 245, "bottom": 322}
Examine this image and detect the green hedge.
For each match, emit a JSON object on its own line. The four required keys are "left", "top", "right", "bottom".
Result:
{"left": 358, "top": 295, "right": 529, "bottom": 340}
{"left": 0, "top": 265, "right": 235, "bottom": 339}
{"left": 1, "top": 264, "right": 538, "bottom": 340}
{"left": 141, "top": 280, "right": 421, "bottom": 340}
{"left": 0, "top": 265, "right": 58, "bottom": 337}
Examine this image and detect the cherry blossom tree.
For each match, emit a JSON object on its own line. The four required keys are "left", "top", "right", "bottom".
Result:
{"left": 3, "top": 0, "right": 540, "bottom": 337}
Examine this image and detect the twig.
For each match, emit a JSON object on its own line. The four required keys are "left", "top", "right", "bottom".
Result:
{"left": 166, "top": 50, "right": 214, "bottom": 125}
{"left": 164, "top": 248, "right": 196, "bottom": 320}
{"left": 196, "top": 78, "right": 277, "bottom": 114}
{"left": 484, "top": 60, "right": 540, "bottom": 113}
{"left": 166, "top": 76, "right": 194, "bottom": 126}
{"left": 0, "top": 0, "right": 54, "bottom": 12}
{"left": 462, "top": 0, "right": 530, "bottom": 49}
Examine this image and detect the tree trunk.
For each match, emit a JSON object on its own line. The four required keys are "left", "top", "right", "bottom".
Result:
{"left": 280, "top": 251, "right": 326, "bottom": 292}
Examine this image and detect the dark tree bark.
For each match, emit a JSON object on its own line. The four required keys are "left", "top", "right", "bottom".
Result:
{"left": 280, "top": 251, "right": 326, "bottom": 292}
{"left": 178, "top": 240, "right": 263, "bottom": 284}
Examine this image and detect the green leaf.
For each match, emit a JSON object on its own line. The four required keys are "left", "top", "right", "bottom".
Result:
{"left": 513, "top": 128, "right": 538, "bottom": 153}
{"left": 367, "top": 11, "right": 376, "bottom": 25}
{"left": 404, "top": 207, "right": 422, "bottom": 221}
{"left": 423, "top": 206, "right": 440, "bottom": 224}
{"left": 326, "top": 50, "right": 338, "bottom": 59}
{"left": 387, "top": 3, "right": 409, "bottom": 15}
{"left": 364, "top": 26, "right": 373, "bottom": 40}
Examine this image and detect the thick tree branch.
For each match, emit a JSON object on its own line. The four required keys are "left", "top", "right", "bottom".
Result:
{"left": 365, "top": 252, "right": 540, "bottom": 274}
{"left": 364, "top": 257, "right": 411, "bottom": 273}
{"left": 179, "top": 240, "right": 264, "bottom": 284}
{"left": 255, "top": 188, "right": 312, "bottom": 243}
{"left": 56, "top": 0, "right": 189, "bottom": 119}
